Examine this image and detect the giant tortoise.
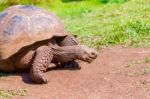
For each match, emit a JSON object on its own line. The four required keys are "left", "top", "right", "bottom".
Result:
{"left": 0, "top": 5, "right": 97, "bottom": 84}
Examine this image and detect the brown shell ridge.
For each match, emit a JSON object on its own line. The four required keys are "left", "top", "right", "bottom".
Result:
{"left": 0, "top": 5, "right": 68, "bottom": 59}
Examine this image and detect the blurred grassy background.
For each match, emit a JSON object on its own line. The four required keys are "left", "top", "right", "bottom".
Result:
{"left": 0, "top": 0, "right": 150, "bottom": 48}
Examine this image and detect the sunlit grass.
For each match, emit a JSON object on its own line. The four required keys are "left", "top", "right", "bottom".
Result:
{"left": 0, "top": 88, "right": 27, "bottom": 98}
{"left": 0, "top": 0, "right": 149, "bottom": 48}
{"left": 58, "top": 0, "right": 150, "bottom": 48}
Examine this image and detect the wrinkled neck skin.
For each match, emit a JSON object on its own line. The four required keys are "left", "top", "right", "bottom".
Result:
{"left": 51, "top": 45, "right": 79, "bottom": 63}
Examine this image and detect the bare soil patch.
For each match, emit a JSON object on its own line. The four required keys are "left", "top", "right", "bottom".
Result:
{"left": 1, "top": 46, "right": 150, "bottom": 99}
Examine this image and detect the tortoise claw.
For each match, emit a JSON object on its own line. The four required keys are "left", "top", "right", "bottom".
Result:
{"left": 30, "top": 72, "right": 48, "bottom": 84}
{"left": 41, "top": 75, "right": 48, "bottom": 84}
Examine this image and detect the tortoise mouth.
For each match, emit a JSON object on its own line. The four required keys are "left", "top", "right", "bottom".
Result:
{"left": 81, "top": 54, "right": 97, "bottom": 63}
{"left": 86, "top": 57, "right": 94, "bottom": 63}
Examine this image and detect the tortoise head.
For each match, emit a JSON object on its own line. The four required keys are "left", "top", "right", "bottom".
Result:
{"left": 76, "top": 45, "right": 98, "bottom": 63}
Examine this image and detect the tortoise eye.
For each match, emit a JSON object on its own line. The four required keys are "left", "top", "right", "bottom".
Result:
{"left": 73, "top": 34, "right": 77, "bottom": 38}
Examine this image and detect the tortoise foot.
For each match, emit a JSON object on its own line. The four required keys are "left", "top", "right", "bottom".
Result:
{"left": 30, "top": 73, "right": 48, "bottom": 84}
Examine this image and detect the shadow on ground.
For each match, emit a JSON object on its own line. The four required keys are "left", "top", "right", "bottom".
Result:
{"left": 21, "top": 65, "right": 81, "bottom": 84}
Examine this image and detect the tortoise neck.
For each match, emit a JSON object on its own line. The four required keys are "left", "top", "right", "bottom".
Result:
{"left": 58, "top": 35, "right": 79, "bottom": 46}
{"left": 51, "top": 45, "right": 78, "bottom": 63}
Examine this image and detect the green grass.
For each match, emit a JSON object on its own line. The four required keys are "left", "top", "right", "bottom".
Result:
{"left": 56, "top": 0, "right": 150, "bottom": 48}
{"left": 38, "top": 0, "right": 150, "bottom": 48}
{"left": 145, "top": 57, "right": 150, "bottom": 63}
{"left": 0, "top": 88, "right": 27, "bottom": 99}
{"left": 0, "top": 0, "right": 150, "bottom": 48}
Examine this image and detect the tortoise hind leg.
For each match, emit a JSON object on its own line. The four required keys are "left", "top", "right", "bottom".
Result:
{"left": 30, "top": 46, "right": 53, "bottom": 84}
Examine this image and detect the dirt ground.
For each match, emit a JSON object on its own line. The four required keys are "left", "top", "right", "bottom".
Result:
{"left": 1, "top": 46, "right": 150, "bottom": 99}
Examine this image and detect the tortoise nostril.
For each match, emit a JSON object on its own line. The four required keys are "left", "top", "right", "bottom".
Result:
{"left": 91, "top": 52, "right": 95, "bottom": 55}
{"left": 91, "top": 52, "right": 97, "bottom": 58}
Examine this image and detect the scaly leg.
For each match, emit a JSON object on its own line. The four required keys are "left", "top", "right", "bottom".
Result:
{"left": 30, "top": 46, "right": 53, "bottom": 84}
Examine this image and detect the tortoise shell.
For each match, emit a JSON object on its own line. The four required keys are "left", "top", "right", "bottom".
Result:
{"left": 0, "top": 5, "right": 67, "bottom": 59}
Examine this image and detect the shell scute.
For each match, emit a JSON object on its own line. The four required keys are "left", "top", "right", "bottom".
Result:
{"left": 3, "top": 15, "right": 23, "bottom": 37}
{"left": 0, "top": 5, "right": 68, "bottom": 59}
{"left": 30, "top": 16, "right": 53, "bottom": 34}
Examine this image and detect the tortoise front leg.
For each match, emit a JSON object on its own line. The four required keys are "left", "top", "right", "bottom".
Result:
{"left": 30, "top": 46, "right": 53, "bottom": 84}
